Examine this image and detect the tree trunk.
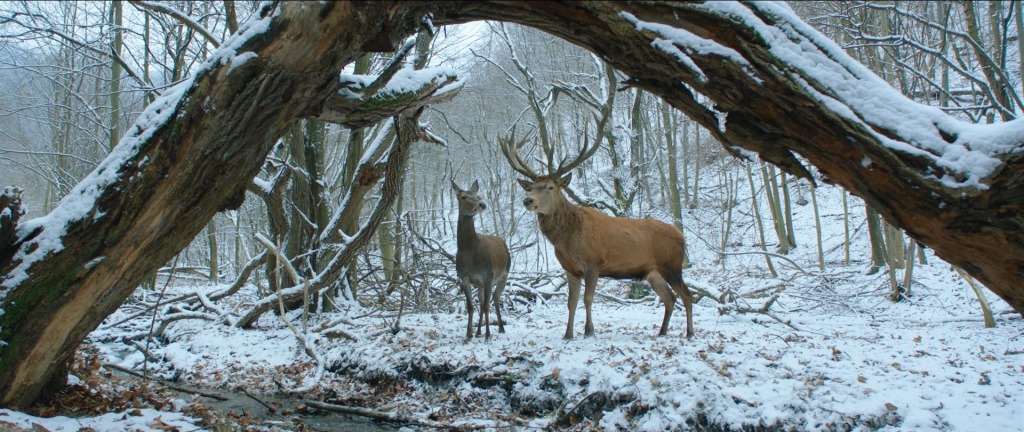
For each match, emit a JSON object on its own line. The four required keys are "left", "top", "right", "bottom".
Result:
{"left": 223, "top": 0, "right": 238, "bottom": 35}
{"left": 108, "top": 0, "right": 123, "bottom": 152}
{"left": 0, "top": 2, "right": 445, "bottom": 408}
{"left": 780, "top": 171, "right": 796, "bottom": 249}
{"left": 811, "top": 185, "right": 824, "bottom": 271}
{"left": 761, "top": 163, "right": 791, "bottom": 254}
{"left": 661, "top": 101, "right": 689, "bottom": 267}
{"left": 1016, "top": 1, "right": 1024, "bottom": 92}
{"left": 207, "top": 218, "right": 218, "bottom": 283}
{"left": 746, "top": 164, "right": 777, "bottom": 277}
{"left": 964, "top": 0, "right": 1015, "bottom": 120}
{"left": 842, "top": 191, "right": 850, "bottom": 264}
{"left": 4, "top": 1, "right": 1024, "bottom": 409}
{"left": 866, "top": 206, "right": 887, "bottom": 274}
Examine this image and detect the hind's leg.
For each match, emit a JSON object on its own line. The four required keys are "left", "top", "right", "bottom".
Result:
{"left": 493, "top": 275, "right": 507, "bottom": 333}
{"left": 460, "top": 279, "right": 474, "bottom": 340}
{"left": 481, "top": 283, "right": 493, "bottom": 339}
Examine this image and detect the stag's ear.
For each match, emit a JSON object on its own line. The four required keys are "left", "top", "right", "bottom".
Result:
{"left": 451, "top": 179, "right": 461, "bottom": 192}
{"left": 517, "top": 179, "right": 532, "bottom": 191}
{"left": 470, "top": 180, "right": 480, "bottom": 193}
{"left": 559, "top": 173, "right": 573, "bottom": 187}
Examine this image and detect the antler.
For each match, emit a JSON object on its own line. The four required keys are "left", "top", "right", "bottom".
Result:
{"left": 498, "top": 126, "right": 540, "bottom": 180}
{"left": 552, "top": 126, "right": 600, "bottom": 178}
{"left": 499, "top": 122, "right": 603, "bottom": 180}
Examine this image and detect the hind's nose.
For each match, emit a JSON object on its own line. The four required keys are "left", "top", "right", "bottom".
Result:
{"left": 523, "top": 198, "right": 533, "bottom": 207}
{"left": 479, "top": 202, "right": 487, "bottom": 210}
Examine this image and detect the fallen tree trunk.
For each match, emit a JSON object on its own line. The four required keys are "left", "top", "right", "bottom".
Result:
{"left": 2, "top": 1, "right": 1024, "bottom": 409}
{"left": 0, "top": 2, "right": 443, "bottom": 408}
{"left": 424, "top": 1, "right": 1024, "bottom": 314}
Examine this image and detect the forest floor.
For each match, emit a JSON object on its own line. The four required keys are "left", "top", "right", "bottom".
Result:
{"left": 1, "top": 254, "right": 1022, "bottom": 431}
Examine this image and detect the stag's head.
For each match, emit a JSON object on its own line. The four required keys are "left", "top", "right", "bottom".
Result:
{"left": 500, "top": 127, "right": 598, "bottom": 215}
{"left": 452, "top": 179, "right": 487, "bottom": 217}
{"left": 517, "top": 175, "right": 571, "bottom": 215}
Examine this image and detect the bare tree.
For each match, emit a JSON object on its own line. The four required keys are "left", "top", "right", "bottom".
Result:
{"left": 2, "top": 1, "right": 1024, "bottom": 409}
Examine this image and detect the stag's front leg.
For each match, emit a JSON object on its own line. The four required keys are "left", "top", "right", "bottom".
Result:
{"left": 460, "top": 279, "right": 474, "bottom": 340}
{"left": 564, "top": 273, "right": 582, "bottom": 340}
{"left": 583, "top": 271, "right": 598, "bottom": 337}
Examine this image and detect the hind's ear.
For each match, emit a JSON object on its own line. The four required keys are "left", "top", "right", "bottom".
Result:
{"left": 451, "top": 179, "right": 462, "bottom": 192}
{"left": 470, "top": 180, "right": 480, "bottom": 193}
{"left": 517, "top": 179, "right": 532, "bottom": 191}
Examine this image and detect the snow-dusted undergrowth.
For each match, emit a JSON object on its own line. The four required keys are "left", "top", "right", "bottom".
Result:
{"left": 5, "top": 182, "right": 1011, "bottom": 432}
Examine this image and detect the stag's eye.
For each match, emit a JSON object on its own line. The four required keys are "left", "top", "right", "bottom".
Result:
{"left": 547, "top": 186, "right": 553, "bottom": 191}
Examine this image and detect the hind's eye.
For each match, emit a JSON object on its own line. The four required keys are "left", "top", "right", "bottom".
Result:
{"left": 547, "top": 186, "right": 553, "bottom": 191}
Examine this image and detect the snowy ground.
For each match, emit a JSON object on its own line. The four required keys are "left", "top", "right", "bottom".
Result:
{"left": 3, "top": 183, "right": 1023, "bottom": 431}
{"left": 3, "top": 256, "right": 1022, "bottom": 431}
{"left": 0, "top": 409, "right": 201, "bottom": 432}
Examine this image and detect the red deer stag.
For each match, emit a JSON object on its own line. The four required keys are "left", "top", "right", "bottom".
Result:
{"left": 452, "top": 179, "right": 511, "bottom": 340}
{"left": 500, "top": 133, "right": 694, "bottom": 340}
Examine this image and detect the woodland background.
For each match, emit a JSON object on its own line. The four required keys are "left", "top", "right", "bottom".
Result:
{"left": 4, "top": 1, "right": 1019, "bottom": 311}
{"left": 0, "top": 1, "right": 1021, "bottom": 430}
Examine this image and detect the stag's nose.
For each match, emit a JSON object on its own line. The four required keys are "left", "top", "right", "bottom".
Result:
{"left": 523, "top": 198, "right": 533, "bottom": 207}
{"left": 479, "top": 202, "right": 487, "bottom": 210}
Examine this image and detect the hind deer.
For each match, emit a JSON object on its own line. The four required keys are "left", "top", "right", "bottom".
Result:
{"left": 500, "top": 131, "right": 695, "bottom": 340}
{"left": 451, "top": 179, "right": 511, "bottom": 340}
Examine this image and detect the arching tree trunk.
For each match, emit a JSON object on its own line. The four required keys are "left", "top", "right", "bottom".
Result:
{"left": 0, "top": 2, "right": 448, "bottom": 408}
{"left": 3, "top": 1, "right": 1024, "bottom": 409}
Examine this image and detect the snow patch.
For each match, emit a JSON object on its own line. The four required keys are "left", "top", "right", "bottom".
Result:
{"left": 227, "top": 51, "right": 259, "bottom": 75}
{"left": 338, "top": 66, "right": 460, "bottom": 100}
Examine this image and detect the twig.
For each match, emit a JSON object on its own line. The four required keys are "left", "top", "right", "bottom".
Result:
{"left": 953, "top": 266, "right": 996, "bottom": 328}
{"left": 241, "top": 388, "right": 276, "bottom": 413}
{"left": 258, "top": 234, "right": 326, "bottom": 388}
{"left": 101, "top": 254, "right": 263, "bottom": 330}
{"left": 153, "top": 310, "right": 215, "bottom": 337}
{"left": 304, "top": 400, "right": 501, "bottom": 430}
{"left": 129, "top": 1, "right": 221, "bottom": 48}
{"left": 102, "top": 362, "right": 229, "bottom": 401}
{"left": 718, "top": 249, "right": 818, "bottom": 277}
{"left": 145, "top": 255, "right": 178, "bottom": 377}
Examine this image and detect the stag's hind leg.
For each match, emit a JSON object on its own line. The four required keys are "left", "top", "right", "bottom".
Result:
{"left": 646, "top": 271, "right": 677, "bottom": 336}
{"left": 583, "top": 270, "right": 599, "bottom": 337}
{"left": 669, "top": 280, "right": 695, "bottom": 339}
